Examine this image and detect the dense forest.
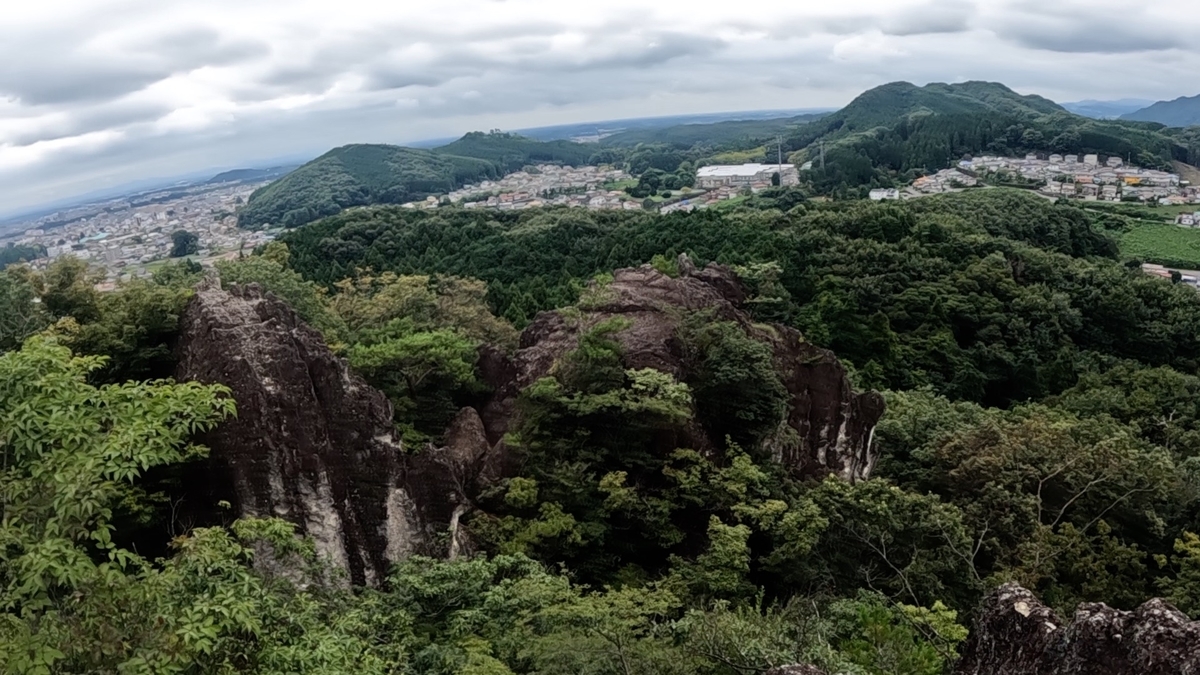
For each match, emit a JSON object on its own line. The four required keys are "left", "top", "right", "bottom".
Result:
{"left": 4, "top": 189, "right": 1200, "bottom": 673}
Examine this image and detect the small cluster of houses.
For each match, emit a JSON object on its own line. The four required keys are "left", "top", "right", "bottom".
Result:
{"left": 659, "top": 185, "right": 750, "bottom": 214}
{"left": 911, "top": 168, "right": 979, "bottom": 193}
{"left": 957, "top": 154, "right": 1196, "bottom": 204}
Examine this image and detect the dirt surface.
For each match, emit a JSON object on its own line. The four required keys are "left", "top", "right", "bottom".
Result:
{"left": 1173, "top": 161, "right": 1200, "bottom": 186}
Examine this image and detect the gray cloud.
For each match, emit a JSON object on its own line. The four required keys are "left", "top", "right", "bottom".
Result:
{"left": 2, "top": 0, "right": 1199, "bottom": 217}
{"left": 990, "top": 1, "right": 1188, "bottom": 53}
{"left": 0, "top": 27, "right": 269, "bottom": 106}
{"left": 881, "top": 1, "right": 975, "bottom": 36}
{"left": 138, "top": 28, "right": 270, "bottom": 67}
{"left": 0, "top": 67, "right": 165, "bottom": 106}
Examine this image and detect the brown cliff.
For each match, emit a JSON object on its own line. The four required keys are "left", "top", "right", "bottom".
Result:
{"left": 480, "top": 260, "right": 885, "bottom": 481}
{"left": 176, "top": 261, "right": 884, "bottom": 584}
{"left": 176, "top": 282, "right": 479, "bottom": 585}
{"left": 956, "top": 583, "right": 1200, "bottom": 675}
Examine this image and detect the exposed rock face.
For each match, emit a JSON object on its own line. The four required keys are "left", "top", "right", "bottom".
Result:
{"left": 176, "top": 263, "right": 882, "bottom": 584}
{"left": 956, "top": 583, "right": 1200, "bottom": 675}
{"left": 764, "top": 665, "right": 828, "bottom": 675}
{"left": 479, "top": 261, "right": 885, "bottom": 481}
{"left": 176, "top": 282, "right": 475, "bottom": 585}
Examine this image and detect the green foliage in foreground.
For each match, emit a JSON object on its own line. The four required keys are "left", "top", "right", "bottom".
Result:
{"left": 10, "top": 184, "right": 1200, "bottom": 672}
{"left": 0, "top": 338, "right": 975, "bottom": 674}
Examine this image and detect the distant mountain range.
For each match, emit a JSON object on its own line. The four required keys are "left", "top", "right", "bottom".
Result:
{"left": 515, "top": 109, "right": 835, "bottom": 143}
{"left": 1060, "top": 99, "right": 1156, "bottom": 120}
{"left": 236, "top": 81, "right": 1200, "bottom": 230}
{"left": 1121, "top": 94, "right": 1200, "bottom": 128}
{"left": 205, "top": 165, "right": 298, "bottom": 185}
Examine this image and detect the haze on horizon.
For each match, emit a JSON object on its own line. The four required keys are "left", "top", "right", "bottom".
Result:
{"left": 2, "top": 0, "right": 1198, "bottom": 217}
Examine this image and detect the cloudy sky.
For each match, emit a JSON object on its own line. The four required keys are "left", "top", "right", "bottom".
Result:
{"left": 2, "top": 0, "right": 1198, "bottom": 216}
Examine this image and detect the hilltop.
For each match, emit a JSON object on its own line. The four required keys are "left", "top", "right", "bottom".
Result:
{"left": 235, "top": 82, "right": 1200, "bottom": 230}
{"left": 785, "top": 81, "right": 1194, "bottom": 192}
{"left": 1122, "top": 93, "right": 1200, "bottom": 128}
{"left": 432, "top": 131, "right": 594, "bottom": 172}
{"left": 826, "top": 80, "right": 1064, "bottom": 131}
{"left": 205, "top": 165, "right": 297, "bottom": 185}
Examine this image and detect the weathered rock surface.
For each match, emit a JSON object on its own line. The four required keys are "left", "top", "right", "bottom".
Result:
{"left": 176, "top": 282, "right": 476, "bottom": 585}
{"left": 956, "top": 583, "right": 1200, "bottom": 675}
{"left": 479, "top": 260, "right": 885, "bottom": 480}
{"left": 176, "top": 262, "right": 883, "bottom": 584}
{"left": 764, "top": 665, "right": 828, "bottom": 675}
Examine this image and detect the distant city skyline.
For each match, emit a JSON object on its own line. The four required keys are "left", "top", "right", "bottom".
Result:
{"left": 2, "top": 0, "right": 1198, "bottom": 216}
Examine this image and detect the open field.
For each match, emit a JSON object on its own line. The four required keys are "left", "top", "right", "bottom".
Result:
{"left": 1089, "top": 201, "right": 1199, "bottom": 223}
{"left": 1121, "top": 223, "right": 1200, "bottom": 268}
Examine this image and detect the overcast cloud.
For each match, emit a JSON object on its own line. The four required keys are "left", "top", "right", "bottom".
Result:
{"left": 2, "top": 0, "right": 1198, "bottom": 215}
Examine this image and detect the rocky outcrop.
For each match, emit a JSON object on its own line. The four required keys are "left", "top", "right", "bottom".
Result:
{"left": 765, "top": 666, "right": 827, "bottom": 675}
{"left": 176, "top": 282, "right": 477, "bottom": 585}
{"left": 956, "top": 583, "right": 1200, "bottom": 675}
{"left": 175, "top": 262, "right": 883, "bottom": 584}
{"left": 479, "top": 260, "right": 885, "bottom": 481}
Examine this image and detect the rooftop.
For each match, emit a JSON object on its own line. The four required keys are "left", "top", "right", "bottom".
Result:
{"left": 697, "top": 163, "right": 794, "bottom": 177}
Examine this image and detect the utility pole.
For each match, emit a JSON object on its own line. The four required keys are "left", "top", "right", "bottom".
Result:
{"left": 820, "top": 140, "right": 826, "bottom": 169}
{"left": 776, "top": 135, "right": 783, "bottom": 173}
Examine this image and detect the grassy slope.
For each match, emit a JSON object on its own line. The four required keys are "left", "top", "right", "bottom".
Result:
{"left": 1122, "top": 224, "right": 1200, "bottom": 268}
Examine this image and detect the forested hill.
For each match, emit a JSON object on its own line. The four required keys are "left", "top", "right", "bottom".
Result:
{"left": 432, "top": 131, "right": 594, "bottom": 172}
{"left": 1121, "top": 93, "right": 1200, "bottom": 128}
{"left": 278, "top": 188, "right": 1185, "bottom": 408}
{"left": 787, "top": 81, "right": 1197, "bottom": 194}
{"left": 827, "top": 81, "right": 1066, "bottom": 131}
{"left": 8, "top": 185, "right": 1200, "bottom": 671}
{"left": 236, "top": 133, "right": 597, "bottom": 230}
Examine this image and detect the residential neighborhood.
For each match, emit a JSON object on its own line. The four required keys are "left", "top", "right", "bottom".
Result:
{"left": 952, "top": 154, "right": 1199, "bottom": 203}
{"left": 4, "top": 180, "right": 278, "bottom": 282}
{"left": 406, "top": 164, "right": 641, "bottom": 211}
{"left": 406, "top": 162, "right": 800, "bottom": 215}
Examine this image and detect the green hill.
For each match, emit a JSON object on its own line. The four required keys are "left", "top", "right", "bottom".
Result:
{"left": 828, "top": 81, "right": 1064, "bottom": 132}
{"left": 237, "top": 133, "right": 597, "bottom": 230}
{"left": 1121, "top": 94, "right": 1200, "bottom": 128}
{"left": 433, "top": 131, "right": 594, "bottom": 172}
{"left": 789, "top": 81, "right": 1194, "bottom": 193}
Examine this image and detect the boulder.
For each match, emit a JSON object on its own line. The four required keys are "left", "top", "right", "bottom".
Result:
{"left": 956, "top": 583, "right": 1200, "bottom": 675}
